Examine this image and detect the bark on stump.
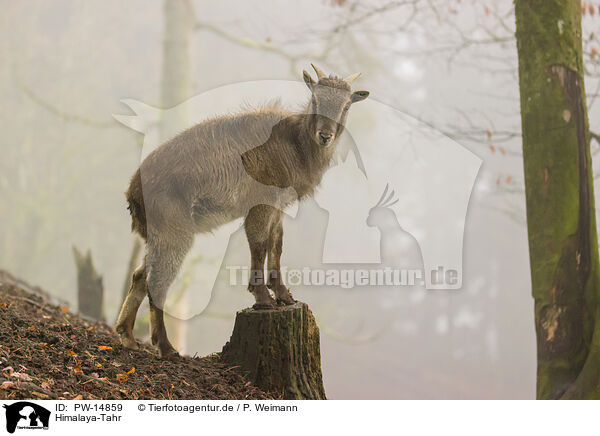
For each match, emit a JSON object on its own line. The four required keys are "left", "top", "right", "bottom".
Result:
{"left": 221, "top": 302, "right": 326, "bottom": 399}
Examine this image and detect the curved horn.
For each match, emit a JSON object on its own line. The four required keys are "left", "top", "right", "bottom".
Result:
{"left": 311, "top": 63, "right": 327, "bottom": 80}
{"left": 344, "top": 72, "right": 361, "bottom": 84}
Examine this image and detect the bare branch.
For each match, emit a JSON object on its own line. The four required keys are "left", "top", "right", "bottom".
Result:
{"left": 195, "top": 21, "right": 318, "bottom": 75}
{"left": 19, "top": 83, "right": 115, "bottom": 128}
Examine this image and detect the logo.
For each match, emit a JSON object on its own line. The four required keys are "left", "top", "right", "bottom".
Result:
{"left": 2, "top": 402, "right": 50, "bottom": 433}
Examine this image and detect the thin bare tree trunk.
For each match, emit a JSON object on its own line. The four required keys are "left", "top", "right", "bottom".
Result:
{"left": 160, "top": 0, "right": 195, "bottom": 351}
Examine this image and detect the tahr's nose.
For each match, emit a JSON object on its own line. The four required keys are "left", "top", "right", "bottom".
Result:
{"left": 318, "top": 131, "right": 333, "bottom": 144}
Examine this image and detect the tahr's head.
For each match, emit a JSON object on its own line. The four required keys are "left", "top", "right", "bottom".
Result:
{"left": 303, "top": 63, "right": 369, "bottom": 147}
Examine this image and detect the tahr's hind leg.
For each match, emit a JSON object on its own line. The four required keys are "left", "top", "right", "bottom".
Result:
{"left": 146, "top": 234, "right": 193, "bottom": 358}
{"left": 266, "top": 213, "right": 295, "bottom": 305}
{"left": 148, "top": 299, "right": 178, "bottom": 358}
{"left": 245, "top": 206, "right": 277, "bottom": 309}
{"left": 115, "top": 258, "right": 147, "bottom": 350}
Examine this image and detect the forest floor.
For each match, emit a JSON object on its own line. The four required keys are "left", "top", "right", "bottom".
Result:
{"left": 0, "top": 270, "right": 275, "bottom": 400}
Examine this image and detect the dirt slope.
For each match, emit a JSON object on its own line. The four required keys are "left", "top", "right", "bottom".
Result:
{"left": 0, "top": 270, "right": 274, "bottom": 400}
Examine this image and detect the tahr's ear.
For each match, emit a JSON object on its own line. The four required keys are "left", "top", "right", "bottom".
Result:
{"left": 351, "top": 90, "right": 369, "bottom": 103}
{"left": 303, "top": 70, "right": 316, "bottom": 91}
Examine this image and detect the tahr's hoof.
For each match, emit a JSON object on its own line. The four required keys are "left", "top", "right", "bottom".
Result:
{"left": 119, "top": 335, "right": 140, "bottom": 350}
{"left": 158, "top": 347, "right": 180, "bottom": 360}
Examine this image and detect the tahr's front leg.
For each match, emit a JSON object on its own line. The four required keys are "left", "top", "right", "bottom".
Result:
{"left": 267, "top": 215, "right": 295, "bottom": 305}
{"left": 245, "top": 206, "right": 277, "bottom": 309}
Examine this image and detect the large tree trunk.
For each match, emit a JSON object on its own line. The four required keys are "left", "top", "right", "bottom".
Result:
{"left": 515, "top": 0, "right": 600, "bottom": 399}
{"left": 221, "top": 302, "right": 326, "bottom": 399}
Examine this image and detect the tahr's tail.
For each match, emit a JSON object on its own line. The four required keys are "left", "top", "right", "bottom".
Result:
{"left": 126, "top": 169, "right": 147, "bottom": 240}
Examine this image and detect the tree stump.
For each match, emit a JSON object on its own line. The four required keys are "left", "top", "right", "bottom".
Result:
{"left": 72, "top": 246, "right": 104, "bottom": 321}
{"left": 221, "top": 302, "right": 326, "bottom": 399}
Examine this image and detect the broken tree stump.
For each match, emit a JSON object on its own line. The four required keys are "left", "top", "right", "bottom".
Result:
{"left": 72, "top": 246, "right": 104, "bottom": 321}
{"left": 221, "top": 301, "right": 326, "bottom": 400}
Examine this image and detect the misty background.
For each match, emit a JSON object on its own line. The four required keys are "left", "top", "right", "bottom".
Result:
{"left": 1, "top": 0, "right": 599, "bottom": 399}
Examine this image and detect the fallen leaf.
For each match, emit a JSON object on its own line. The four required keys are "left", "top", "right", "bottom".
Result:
{"left": 27, "top": 326, "right": 36, "bottom": 331}
{"left": 73, "top": 368, "right": 83, "bottom": 375}
{"left": 126, "top": 367, "right": 135, "bottom": 375}
{"left": 0, "top": 302, "right": 6, "bottom": 308}
{"left": 73, "top": 394, "right": 83, "bottom": 400}
{"left": 59, "top": 305, "right": 69, "bottom": 313}
{"left": 97, "top": 346, "right": 113, "bottom": 351}
{"left": 490, "top": 145, "right": 496, "bottom": 153}
{"left": 31, "top": 392, "right": 49, "bottom": 399}
{"left": 95, "top": 363, "right": 103, "bottom": 368}
{"left": 116, "top": 373, "right": 128, "bottom": 383}
{"left": 0, "top": 381, "right": 14, "bottom": 389}
{"left": 12, "top": 372, "right": 33, "bottom": 381}
{"left": 2, "top": 366, "right": 14, "bottom": 376}
{"left": 67, "top": 350, "right": 78, "bottom": 357}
